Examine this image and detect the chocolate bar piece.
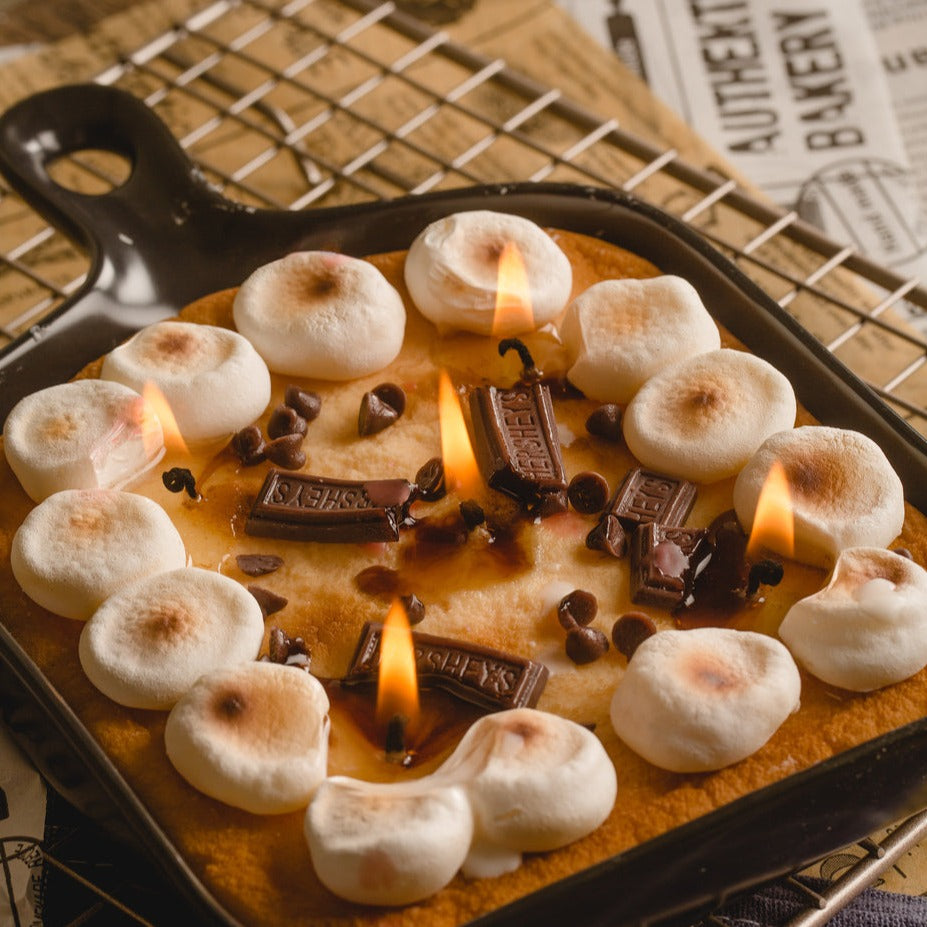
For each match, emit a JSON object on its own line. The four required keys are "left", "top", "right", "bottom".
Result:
{"left": 608, "top": 468, "right": 696, "bottom": 532}
{"left": 245, "top": 470, "right": 414, "bottom": 543}
{"left": 342, "top": 622, "right": 549, "bottom": 711}
{"left": 468, "top": 382, "right": 567, "bottom": 515}
{"left": 630, "top": 523, "right": 711, "bottom": 611}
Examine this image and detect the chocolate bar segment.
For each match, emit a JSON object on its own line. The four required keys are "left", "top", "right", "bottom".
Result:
{"left": 630, "top": 523, "right": 711, "bottom": 610}
{"left": 342, "top": 622, "right": 549, "bottom": 711}
{"left": 468, "top": 381, "right": 567, "bottom": 514}
{"left": 245, "top": 470, "right": 413, "bottom": 543}
{"left": 608, "top": 468, "right": 696, "bottom": 532}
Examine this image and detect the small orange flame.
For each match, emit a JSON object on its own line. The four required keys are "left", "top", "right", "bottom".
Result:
{"left": 746, "top": 460, "right": 794, "bottom": 559}
{"left": 376, "top": 599, "right": 419, "bottom": 728}
{"left": 142, "top": 381, "right": 187, "bottom": 454}
{"left": 438, "top": 370, "right": 481, "bottom": 496}
{"left": 492, "top": 241, "right": 534, "bottom": 336}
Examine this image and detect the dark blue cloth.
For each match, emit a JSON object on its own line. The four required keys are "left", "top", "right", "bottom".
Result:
{"left": 718, "top": 878, "right": 927, "bottom": 926}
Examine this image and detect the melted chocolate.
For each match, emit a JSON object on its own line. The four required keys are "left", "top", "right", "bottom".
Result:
{"left": 352, "top": 508, "right": 531, "bottom": 603}
{"left": 675, "top": 510, "right": 751, "bottom": 628}
{"left": 323, "top": 680, "right": 483, "bottom": 773}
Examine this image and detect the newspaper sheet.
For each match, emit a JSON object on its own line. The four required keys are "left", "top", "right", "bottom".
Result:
{"left": 559, "top": 0, "right": 927, "bottom": 323}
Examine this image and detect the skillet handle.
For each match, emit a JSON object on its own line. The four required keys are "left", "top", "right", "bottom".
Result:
{"left": 0, "top": 83, "right": 318, "bottom": 423}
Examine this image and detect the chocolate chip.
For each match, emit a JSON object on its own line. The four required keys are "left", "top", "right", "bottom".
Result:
{"left": 746, "top": 558, "right": 785, "bottom": 597}
{"left": 265, "top": 433, "right": 306, "bottom": 470}
{"left": 400, "top": 593, "right": 426, "bottom": 625}
{"left": 267, "top": 405, "right": 308, "bottom": 440}
{"left": 268, "top": 627, "right": 289, "bottom": 663}
{"left": 236, "top": 554, "right": 284, "bottom": 576}
{"left": 231, "top": 425, "right": 266, "bottom": 466}
{"left": 585, "top": 404, "right": 622, "bottom": 441}
{"left": 373, "top": 383, "right": 406, "bottom": 417}
{"left": 611, "top": 612, "right": 656, "bottom": 660}
{"left": 557, "top": 589, "right": 598, "bottom": 629}
{"left": 248, "top": 585, "right": 288, "bottom": 617}
{"left": 460, "top": 500, "right": 486, "bottom": 530}
{"left": 565, "top": 627, "right": 609, "bottom": 664}
{"left": 355, "top": 565, "right": 400, "bottom": 597}
{"left": 358, "top": 391, "right": 400, "bottom": 436}
{"left": 268, "top": 626, "right": 310, "bottom": 665}
{"left": 586, "top": 514, "right": 627, "bottom": 558}
{"left": 568, "top": 471, "right": 610, "bottom": 514}
{"left": 529, "top": 490, "right": 569, "bottom": 519}
{"left": 415, "top": 457, "right": 446, "bottom": 501}
{"left": 284, "top": 386, "right": 321, "bottom": 422}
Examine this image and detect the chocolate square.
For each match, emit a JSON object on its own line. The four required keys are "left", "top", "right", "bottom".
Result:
{"left": 468, "top": 381, "right": 567, "bottom": 515}
{"left": 342, "top": 622, "right": 549, "bottom": 711}
{"left": 607, "top": 468, "right": 696, "bottom": 532}
{"left": 245, "top": 470, "right": 413, "bottom": 543}
{"left": 630, "top": 522, "right": 711, "bottom": 611}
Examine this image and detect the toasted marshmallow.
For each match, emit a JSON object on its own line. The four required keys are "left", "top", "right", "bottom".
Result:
{"left": 306, "top": 778, "right": 472, "bottom": 906}
{"left": 303, "top": 708, "right": 615, "bottom": 905}
{"left": 166, "top": 661, "right": 330, "bottom": 814}
{"left": 440, "top": 708, "right": 616, "bottom": 864}
{"left": 101, "top": 320, "right": 271, "bottom": 442}
{"left": 560, "top": 276, "right": 720, "bottom": 403}
{"left": 11, "top": 489, "right": 186, "bottom": 621}
{"left": 779, "top": 548, "right": 927, "bottom": 691}
{"left": 733, "top": 426, "right": 905, "bottom": 568}
{"left": 3, "top": 379, "right": 165, "bottom": 502}
{"left": 610, "top": 628, "right": 801, "bottom": 772}
{"left": 79, "top": 568, "right": 264, "bottom": 709}
{"left": 403, "top": 210, "right": 572, "bottom": 335}
{"left": 622, "top": 349, "right": 796, "bottom": 483}
{"left": 232, "top": 251, "right": 405, "bottom": 379}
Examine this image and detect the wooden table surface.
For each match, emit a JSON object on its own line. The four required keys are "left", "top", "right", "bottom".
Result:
{"left": 0, "top": 0, "right": 138, "bottom": 44}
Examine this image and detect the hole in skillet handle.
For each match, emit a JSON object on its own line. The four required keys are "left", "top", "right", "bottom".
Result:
{"left": 0, "top": 82, "right": 329, "bottom": 426}
{"left": 47, "top": 148, "right": 132, "bottom": 195}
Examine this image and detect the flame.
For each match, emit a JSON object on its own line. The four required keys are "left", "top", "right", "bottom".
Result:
{"left": 438, "top": 370, "right": 481, "bottom": 496}
{"left": 491, "top": 241, "right": 534, "bottom": 336}
{"left": 376, "top": 599, "right": 419, "bottom": 727}
{"left": 746, "top": 460, "right": 794, "bottom": 559}
{"left": 141, "top": 381, "right": 187, "bottom": 454}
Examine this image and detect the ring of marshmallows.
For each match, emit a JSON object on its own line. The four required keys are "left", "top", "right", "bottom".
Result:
{"left": 4, "top": 209, "right": 925, "bottom": 905}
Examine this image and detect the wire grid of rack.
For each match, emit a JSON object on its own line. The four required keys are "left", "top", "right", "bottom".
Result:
{"left": 1, "top": 0, "right": 927, "bottom": 925}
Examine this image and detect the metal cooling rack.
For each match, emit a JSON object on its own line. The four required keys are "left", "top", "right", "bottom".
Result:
{"left": 1, "top": 0, "right": 927, "bottom": 925}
